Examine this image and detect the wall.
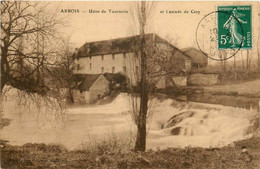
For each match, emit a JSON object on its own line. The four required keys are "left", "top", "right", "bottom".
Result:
{"left": 166, "top": 76, "right": 187, "bottom": 87}
{"left": 125, "top": 52, "right": 140, "bottom": 86}
{"left": 89, "top": 75, "right": 110, "bottom": 103}
{"left": 174, "top": 50, "right": 192, "bottom": 72}
{"left": 188, "top": 73, "right": 220, "bottom": 86}
{"left": 74, "top": 53, "right": 127, "bottom": 74}
{"left": 156, "top": 76, "right": 166, "bottom": 89}
{"left": 74, "top": 52, "right": 140, "bottom": 86}
{"left": 172, "top": 76, "right": 187, "bottom": 86}
{"left": 72, "top": 90, "right": 90, "bottom": 103}
{"left": 73, "top": 43, "right": 191, "bottom": 89}
{"left": 72, "top": 75, "right": 110, "bottom": 104}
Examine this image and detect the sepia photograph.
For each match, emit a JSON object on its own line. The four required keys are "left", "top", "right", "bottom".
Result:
{"left": 1, "top": 1, "right": 260, "bottom": 168}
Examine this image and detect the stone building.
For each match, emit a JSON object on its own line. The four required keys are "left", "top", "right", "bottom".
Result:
{"left": 181, "top": 47, "right": 208, "bottom": 71}
{"left": 73, "top": 33, "right": 191, "bottom": 88}
{"left": 72, "top": 74, "right": 110, "bottom": 104}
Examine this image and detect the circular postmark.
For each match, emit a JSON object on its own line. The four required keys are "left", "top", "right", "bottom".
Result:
{"left": 196, "top": 11, "right": 245, "bottom": 61}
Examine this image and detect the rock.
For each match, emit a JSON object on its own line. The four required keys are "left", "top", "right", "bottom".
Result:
{"left": 137, "top": 156, "right": 150, "bottom": 165}
{"left": 171, "top": 127, "right": 182, "bottom": 135}
{"left": 166, "top": 111, "right": 195, "bottom": 128}
{"left": 241, "top": 148, "right": 247, "bottom": 153}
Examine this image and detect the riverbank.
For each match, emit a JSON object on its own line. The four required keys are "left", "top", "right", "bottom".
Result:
{"left": 202, "top": 79, "right": 260, "bottom": 98}
{"left": 169, "top": 79, "right": 260, "bottom": 98}
{"left": 1, "top": 134, "right": 260, "bottom": 169}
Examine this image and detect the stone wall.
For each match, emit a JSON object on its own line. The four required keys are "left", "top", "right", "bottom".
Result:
{"left": 188, "top": 73, "right": 220, "bottom": 86}
{"left": 89, "top": 75, "right": 110, "bottom": 103}
{"left": 72, "top": 90, "right": 90, "bottom": 103}
{"left": 172, "top": 76, "right": 187, "bottom": 86}
{"left": 73, "top": 75, "right": 110, "bottom": 104}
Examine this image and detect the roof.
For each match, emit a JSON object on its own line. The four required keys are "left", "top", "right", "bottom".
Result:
{"left": 181, "top": 47, "right": 208, "bottom": 64}
{"left": 74, "top": 74, "right": 102, "bottom": 91}
{"left": 76, "top": 33, "right": 174, "bottom": 58}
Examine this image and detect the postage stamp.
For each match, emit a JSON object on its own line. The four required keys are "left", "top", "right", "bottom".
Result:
{"left": 217, "top": 6, "right": 252, "bottom": 50}
{"left": 196, "top": 11, "right": 240, "bottom": 61}
{"left": 196, "top": 5, "right": 252, "bottom": 61}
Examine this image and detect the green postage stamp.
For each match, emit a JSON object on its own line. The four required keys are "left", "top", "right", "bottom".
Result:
{"left": 217, "top": 6, "right": 252, "bottom": 50}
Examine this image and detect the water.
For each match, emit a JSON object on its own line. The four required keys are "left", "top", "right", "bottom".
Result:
{"left": 1, "top": 91, "right": 258, "bottom": 150}
{"left": 0, "top": 111, "right": 134, "bottom": 150}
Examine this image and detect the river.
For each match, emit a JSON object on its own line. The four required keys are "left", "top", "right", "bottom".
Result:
{"left": 1, "top": 91, "right": 259, "bottom": 150}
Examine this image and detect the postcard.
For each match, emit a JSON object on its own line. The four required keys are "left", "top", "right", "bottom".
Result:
{"left": 1, "top": 1, "right": 259, "bottom": 168}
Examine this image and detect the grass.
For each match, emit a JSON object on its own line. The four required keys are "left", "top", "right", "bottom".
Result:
{"left": 1, "top": 134, "right": 260, "bottom": 169}
{"left": 203, "top": 79, "right": 260, "bottom": 97}
{"left": 184, "top": 79, "right": 260, "bottom": 98}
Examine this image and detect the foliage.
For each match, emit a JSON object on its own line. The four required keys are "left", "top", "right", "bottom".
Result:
{"left": 1, "top": 136, "right": 260, "bottom": 169}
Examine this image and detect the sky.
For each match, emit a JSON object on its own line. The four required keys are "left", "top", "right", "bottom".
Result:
{"left": 47, "top": 1, "right": 259, "bottom": 64}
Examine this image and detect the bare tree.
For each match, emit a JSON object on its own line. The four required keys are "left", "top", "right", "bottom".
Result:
{"left": 258, "top": 32, "right": 260, "bottom": 72}
{"left": 128, "top": 1, "right": 155, "bottom": 151}
{"left": 52, "top": 37, "right": 76, "bottom": 104}
{"left": 1, "top": 1, "right": 61, "bottom": 94}
{"left": 128, "top": 2, "right": 189, "bottom": 151}
{"left": 135, "top": 1, "right": 148, "bottom": 151}
{"left": 0, "top": 1, "right": 69, "bottom": 128}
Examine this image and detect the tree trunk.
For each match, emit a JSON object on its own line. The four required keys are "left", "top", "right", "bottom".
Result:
{"left": 67, "top": 85, "right": 74, "bottom": 104}
{"left": 0, "top": 75, "right": 7, "bottom": 93}
{"left": 258, "top": 36, "right": 260, "bottom": 72}
{"left": 1, "top": 46, "right": 9, "bottom": 94}
{"left": 134, "top": 1, "right": 148, "bottom": 152}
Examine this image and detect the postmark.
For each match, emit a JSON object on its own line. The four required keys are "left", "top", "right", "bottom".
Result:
{"left": 196, "top": 5, "right": 252, "bottom": 61}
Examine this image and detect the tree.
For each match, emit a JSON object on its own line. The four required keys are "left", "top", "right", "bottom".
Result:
{"left": 52, "top": 38, "right": 76, "bottom": 103}
{"left": 1, "top": 1, "right": 60, "bottom": 94}
{"left": 134, "top": 1, "right": 148, "bottom": 151}
{"left": 129, "top": 2, "right": 189, "bottom": 151}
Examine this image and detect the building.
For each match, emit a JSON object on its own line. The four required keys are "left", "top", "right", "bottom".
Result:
{"left": 72, "top": 74, "right": 110, "bottom": 103}
{"left": 103, "top": 73, "right": 127, "bottom": 91}
{"left": 181, "top": 47, "right": 208, "bottom": 70}
{"left": 73, "top": 33, "right": 191, "bottom": 88}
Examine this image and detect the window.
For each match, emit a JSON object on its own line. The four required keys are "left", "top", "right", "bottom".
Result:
{"left": 123, "top": 66, "right": 126, "bottom": 73}
{"left": 112, "top": 67, "right": 115, "bottom": 73}
{"left": 90, "top": 63, "right": 92, "bottom": 69}
{"left": 123, "top": 53, "right": 126, "bottom": 59}
{"left": 112, "top": 54, "right": 115, "bottom": 60}
{"left": 101, "top": 67, "right": 104, "bottom": 73}
{"left": 101, "top": 55, "right": 104, "bottom": 60}
{"left": 77, "top": 64, "right": 80, "bottom": 70}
